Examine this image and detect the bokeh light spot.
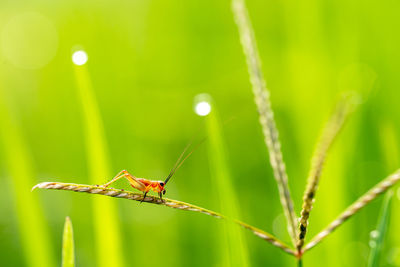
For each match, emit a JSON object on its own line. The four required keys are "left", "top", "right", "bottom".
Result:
{"left": 195, "top": 101, "right": 211, "bottom": 116}
{"left": 369, "top": 230, "right": 379, "bottom": 239}
{"left": 72, "top": 50, "right": 88, "bottom": 66}
{"left": 1, "top": 12, "right": 58, "bottom": 69}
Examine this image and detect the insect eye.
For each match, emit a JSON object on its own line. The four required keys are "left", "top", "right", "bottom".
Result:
{"left": 160, "top": 182, "right": 164, "bottom": 186}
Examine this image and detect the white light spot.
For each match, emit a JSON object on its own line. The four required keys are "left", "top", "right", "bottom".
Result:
{"left": 370, "top": 230, "right": 379, "bottom": 239}
{"left": 72, "top": 50, "right": 88, "bottom": 65}
{"left": 195, "top": 101, "right": 211, "bottom": 116}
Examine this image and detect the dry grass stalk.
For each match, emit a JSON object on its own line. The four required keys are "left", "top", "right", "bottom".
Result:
{"left": 231, "top": 0, "right": 297, "bottom": 245}
{"left": 297, "top": 96, "right": 356, "bottom": 250}
{"left": 303, "top": 169, "right": 400, "bottom": 252}
{"left": 32, "top": 182, "right": 295, "bottom": 256}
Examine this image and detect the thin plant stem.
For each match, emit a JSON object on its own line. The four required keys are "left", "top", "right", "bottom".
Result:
{"left": 297, "top": 95, "right": 356, "bottom": 250}
{"left": 32, "top": 182, "right": 296, "bottom": 256}
{"left": 304, "top": 169, "right": 400, "bottom": 252}
{"left": 231, "top": 0, "right": 297, "bottom": 246}
{"left": 298, "top": 259, "right": 303, "bottom": 267}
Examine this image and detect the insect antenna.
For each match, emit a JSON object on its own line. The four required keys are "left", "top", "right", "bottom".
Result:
{"left": 164, "top": 137, "right": 206, "bottom": 185}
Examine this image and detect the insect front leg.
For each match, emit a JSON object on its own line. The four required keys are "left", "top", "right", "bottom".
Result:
{"left": 158, "top": 192, "right": 164, "bottom": 203}
{"left": 140, "top": 191, "right": 148, "bottom": 204}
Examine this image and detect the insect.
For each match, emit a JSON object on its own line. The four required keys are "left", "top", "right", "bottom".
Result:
{"left": 100, "top": 138, "right": 204, "bottom": 203}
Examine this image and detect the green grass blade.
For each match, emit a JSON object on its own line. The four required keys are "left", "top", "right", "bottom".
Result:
{"left": 379, "top": 121, "right": 400, "bottom": 266}
{"left": 62, "top": 217, "right": 75, "bottom": 267}
{"left": 73, "top": 58, "right": 125, "bottom": 267}
{"left": 367, "top": 190, "right": 393, "bottom": 267}
{"left": 0, "top": 88, "right": 55, "bottom": 267}
{"left": 33, "top": 181, "right": 296, "bottom": 255}
{"left": 205, "top": 103, "right": 250, "bottom": 267}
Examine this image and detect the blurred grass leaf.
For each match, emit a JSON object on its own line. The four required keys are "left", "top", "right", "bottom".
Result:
{"left": 205, "top": 102, "right": 250, "bottom": 267}
{"left": 367, "top": 190, "right": 393, "bottom": 267}
{"left": 62, "top": 216, "right": 75, "bottom": 267}
{"left": 74, "top": 61, "right": 125, "bottom": 267}
{"left": 0, "top": 88, "right": 55, "bottom": 267}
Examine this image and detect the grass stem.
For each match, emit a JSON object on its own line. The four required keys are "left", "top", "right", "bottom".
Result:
{"left": 297, "top": 95, "right": 356, "bottom": 250}
{"left": 231, "top": 0, "right": 297, "bottom": 246}
{"left": 33, "top": 181, "right": 296, "bottom": 256}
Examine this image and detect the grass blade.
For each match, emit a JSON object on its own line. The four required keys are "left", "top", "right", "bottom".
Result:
{"left": 62, "top": 216, "right": 75, "bottom": 267}
{"left": 205, "top": 104, "right": 250, "bottom": 266}
{"left": 231, "top": 0, "right": 297, "bottom": 246}
{"left": 379, "top": 121, "right": 400, "bottom": 266}
{"left": 297, "top": 95, "right": 356, "bottom": 250}
{"left": 0, "top": 90, "right": 55, "bottom": 267}
{"left": 73, "top": 58, "right": 125, "bottom": 267}
{"left": 304, "top": 169, "right": 400, "bottom": 252}
{"left": 33, "top": 181, "right": 296, "bottom": 256}
{"left": 367, "top": 190, "right": 393, "bottom": 267}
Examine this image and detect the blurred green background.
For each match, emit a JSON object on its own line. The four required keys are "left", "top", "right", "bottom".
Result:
{"left": 0, "top": 0, "right": 399, "bottom": 266}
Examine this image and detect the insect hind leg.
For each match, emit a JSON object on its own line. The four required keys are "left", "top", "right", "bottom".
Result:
{"left": 101, "top": 170, "right": 143, "bottom": 189}
{"left": 101, "top": 170, "right": 129, "bottom": 188}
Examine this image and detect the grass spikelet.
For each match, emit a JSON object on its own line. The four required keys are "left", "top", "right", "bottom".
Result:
{"left": 32, "top": 181, "right": 295, "bottom": 256}
{"left": 304, "top": 169, "right": 400, "bottom": 252}
{"left": 231, "top": 0, "right": 297, "bottom": 245}
{"left": 62, "top": 216, "right": 75, "bottom": 267}
{"left": 297, "top": 94, "right": 357, "bottom": 250}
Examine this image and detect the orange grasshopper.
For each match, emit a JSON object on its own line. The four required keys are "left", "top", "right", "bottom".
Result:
{"left": 100, "top": 139, "right": 204, "bottom": 202}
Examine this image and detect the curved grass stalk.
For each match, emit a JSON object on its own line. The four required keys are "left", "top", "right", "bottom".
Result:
{"left": 32, "top": 182, "right": 295, "bottom": 256}
{"left": 303, "top": 169, "right": 400, "bottom": 252}
{"left": 297, "top": 95, "right": 356, "bottom": 250}
{"left": 231, "top": 0, "right": 297, "bottom": 246}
